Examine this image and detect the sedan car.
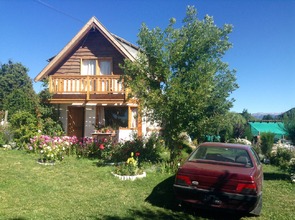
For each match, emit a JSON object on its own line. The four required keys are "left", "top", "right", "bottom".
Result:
{"left": 174, "top": 142, "right": 263, "bottom": 216}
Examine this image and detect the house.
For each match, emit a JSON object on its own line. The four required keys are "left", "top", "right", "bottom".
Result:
{"left": 35, "top": 17, "right": 151, "bottom": 141}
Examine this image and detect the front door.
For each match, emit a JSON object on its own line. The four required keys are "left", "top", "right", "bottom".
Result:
{"left": 68, "top": 107, "right": 85, "bottom": 139}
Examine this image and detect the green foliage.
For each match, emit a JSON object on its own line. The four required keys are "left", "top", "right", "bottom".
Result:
{"left": 260, "top": 132, "right": 275, "bottom": 157}
{"left": 0, "top": 124, "right": 13, "bottom": 146}
{"left": 270, "top": 148, "right": 295, "bottom": 171}
{"left": 41, "top": 117, "right": 64, "bottom": 136}
{"left": 241, "top": 109, "right": 257, "bottom": 121}
{"left": 0, "top": 60, "right": 39, "bottom": 117}
{"left": 9, "top": 111, "right": 39, "bottom": 148}
{"left": 121, "top": 6, "right": 238, "bottom": 152}
{"left": 283, "top": 113, "right": 295, "bottom": 145}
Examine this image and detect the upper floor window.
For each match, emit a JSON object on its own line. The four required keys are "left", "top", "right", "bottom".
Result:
{"left": 81, "top": 58, "right": 112, "bottom": 75}
{"left": 99, "top": 60, "right": 111, "bottom": 75}
{"left": 82, "top": 60, "right": 96, "bottom": 75}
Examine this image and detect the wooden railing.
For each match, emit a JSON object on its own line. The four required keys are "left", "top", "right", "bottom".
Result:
{"left": 49, "top": 75, "right": 124, "bottom": 98}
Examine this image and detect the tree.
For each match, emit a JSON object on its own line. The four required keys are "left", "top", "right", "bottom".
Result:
{"left": 0, "top": 60, "right": 39, "bottom": 117}
{"left": 241, "top": 109, "right": 256, "bottom": 121}
{"left": 283, "top": 113, "right": 295, "bottom": 145}
{"left": 121, "top": 6, "right": 238, "bottom": 152}
{"left": 262, "top": 114, "right": 274, "bottom": 120}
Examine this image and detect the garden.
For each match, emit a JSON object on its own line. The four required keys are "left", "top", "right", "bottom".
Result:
{"left": 1, "top": 145, "right": 295, "bottom": 220}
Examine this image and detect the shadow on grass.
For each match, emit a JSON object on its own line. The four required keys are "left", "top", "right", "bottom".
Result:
{"left": 95, "top": 175, "right": 246, "bottom": 220}
{"left": 263, "top": 172, "right": 290, "bottom": 181}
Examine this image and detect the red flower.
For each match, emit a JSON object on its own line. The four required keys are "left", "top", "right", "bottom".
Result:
{"left": 135, "top": 152, "right": 140, "bottom": 157}
{"left": 99, "top": 144, "right": 105, "bottom": 150}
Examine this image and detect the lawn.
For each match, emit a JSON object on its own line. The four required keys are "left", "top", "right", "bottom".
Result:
{"left": 0, "top": 149, "right": 294, "bottom": 220}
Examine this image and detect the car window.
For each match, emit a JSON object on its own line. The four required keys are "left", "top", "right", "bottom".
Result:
{"left": 189, "top": 146, "right": 253, "bottom": 167}
{"left": 250, "top": 147, "right": 261, "bottom": 165}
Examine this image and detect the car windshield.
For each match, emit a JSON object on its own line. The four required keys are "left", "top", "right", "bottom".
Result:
{"left": 189, "top": 145, "right": 253, "bottom": 167}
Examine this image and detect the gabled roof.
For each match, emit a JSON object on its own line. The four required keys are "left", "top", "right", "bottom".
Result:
{"left": 35, "top": 16, "right": 138, "bottom": 82}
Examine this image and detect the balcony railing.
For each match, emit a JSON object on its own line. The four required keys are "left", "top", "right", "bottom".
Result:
{"left": 49, "top": 75, "right": 124, "bottom": 99}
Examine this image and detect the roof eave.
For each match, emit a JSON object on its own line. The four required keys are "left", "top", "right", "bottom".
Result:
{"left": 34, "top": 16, "right": 136, "bottom": 82}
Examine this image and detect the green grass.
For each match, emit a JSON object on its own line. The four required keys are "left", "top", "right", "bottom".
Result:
{"left": 0, "top": 149, "right": 294, "bottom": 220}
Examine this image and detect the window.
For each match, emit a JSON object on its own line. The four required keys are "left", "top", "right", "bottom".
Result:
{"left": 104, "top": 107, "right": 128, "bottom": 128}
{"left": 81, "top": 58, "right": 112, "bottom": 75}
{"left": 81, "top": 60, "right": 96, "bottom": 75}
{"left": 99, "top": 60, "right": 111, "bottom": 75}
{"left": 131, "top": 108, "right": 138, "bottom": 128}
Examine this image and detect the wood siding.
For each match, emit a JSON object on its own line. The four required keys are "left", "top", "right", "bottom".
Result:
{"left": 49, "top": 30, "right": 125, "bottom": 76}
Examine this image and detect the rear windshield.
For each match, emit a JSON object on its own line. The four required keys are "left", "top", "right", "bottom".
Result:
{"left": 189, "top": 146, "right": 253, "bottom": 167}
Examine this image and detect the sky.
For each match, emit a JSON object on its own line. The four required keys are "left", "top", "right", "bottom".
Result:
{"left": 0, "top": 0, "right": 294, "bottom": 114}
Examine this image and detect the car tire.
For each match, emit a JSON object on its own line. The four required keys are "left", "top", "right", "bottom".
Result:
{"left": 250, "top": 196, "right": 262, "bottom": 216}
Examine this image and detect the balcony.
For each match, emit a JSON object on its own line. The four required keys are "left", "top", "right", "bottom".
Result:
{"left": 48, "top": 75, "right": 126, "bottom": 103}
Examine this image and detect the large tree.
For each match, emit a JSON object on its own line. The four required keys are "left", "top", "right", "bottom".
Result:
{"left": 0, "top": 60, "right": 39, "bottom": 116}
{"left": 121, "top": 6, "right": 238, "bottom": 149}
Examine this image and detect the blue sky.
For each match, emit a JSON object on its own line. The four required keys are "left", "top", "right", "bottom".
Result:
{"left": 0, "top": 0, "right": 294, "bottom": 114}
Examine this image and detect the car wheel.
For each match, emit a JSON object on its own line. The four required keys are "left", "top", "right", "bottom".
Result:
{"left": 250, "top": 196, "right": 262, "bottom": 216}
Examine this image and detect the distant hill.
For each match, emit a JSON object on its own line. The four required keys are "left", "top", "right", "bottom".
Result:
{"left": 251, "top": 112, "right": 282, "bottom": 120}
{"left": 277, "top": 108, "right": 295, "bottom": 119}
{"left": 251, "top": 108, "right": 295, "bottom": 120}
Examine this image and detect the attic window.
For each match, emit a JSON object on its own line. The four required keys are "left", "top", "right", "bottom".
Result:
{"left": 99, "top": 60, "right": 111, "bottom": 75}
{"left": 81, "top": 60, "right": 96, "bottom": 75}
{"left": 81, "top": 58, "right": 112, "bottom": 75}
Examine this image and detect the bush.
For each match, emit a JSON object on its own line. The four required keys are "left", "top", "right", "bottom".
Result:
{"left": 0, "top": 124, "right": 13, "bottom": 147}
{"left": 41, "top": 117, "right": 64, "bottom": 136}
{"left": 260, "top": 132, "right": 275, "bottom": 158}
{"left": 289, "top": 158, "right": 295, "bottom": 183}
{"left": 270, "top": 148, "right": 294, "bottom": 171}
{"left": 9, "top": 111, "right": 39, "bottom": 148}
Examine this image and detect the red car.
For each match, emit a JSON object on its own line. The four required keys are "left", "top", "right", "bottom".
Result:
{"left": 174, "top": 142, "right": 263, "bottom": 216}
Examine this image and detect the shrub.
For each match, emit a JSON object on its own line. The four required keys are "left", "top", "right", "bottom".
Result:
{"left": 10, "top": 111, "right": 39, "bottom": 148}
{"left": 260, "top": 132, "right": 275, "bottom": 158}
{"left": 41, "top": 117, "right": 64, "bottom": 136}
{"left": 0, "top": 124, "right": 13, "bottom": 147}
{"left": 270, "top": 148, "right": 294, "bottom": 171}
{"left": 289, "top": 158, "right": 295, "bottom": 183}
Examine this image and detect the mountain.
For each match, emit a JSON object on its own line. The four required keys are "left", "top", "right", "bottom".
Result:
{"left": 251, "top": 108, "right": 295, "bottom": 120}
{"left": 251, "top": 112, "right": 283, "bottom": 120}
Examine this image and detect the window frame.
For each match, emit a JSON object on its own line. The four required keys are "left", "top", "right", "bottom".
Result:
{"left": 80, "top": 57, "right": 113, "bottom": 75}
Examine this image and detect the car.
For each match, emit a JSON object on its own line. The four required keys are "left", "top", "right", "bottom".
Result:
{"left": 174, "top": 142, "right": 263, "bottom": 216}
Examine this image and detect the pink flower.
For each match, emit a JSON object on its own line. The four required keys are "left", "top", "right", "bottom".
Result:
{"left": 99, "top": 144, "right": 105, "bottom": 150}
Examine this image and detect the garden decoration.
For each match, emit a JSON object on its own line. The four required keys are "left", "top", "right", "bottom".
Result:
{"left": 112, "top": 152, "right": 146, "bottom": 181}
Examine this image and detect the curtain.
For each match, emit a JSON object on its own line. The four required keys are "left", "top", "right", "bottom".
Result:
{"left": 99, "top": 60, "right": 111, "bottom": 75}
{"left": 82, "top": 60, "right": 96, "bottom": 75}
{"left": 131, "top": 108, "right": 138, "bottom": 128}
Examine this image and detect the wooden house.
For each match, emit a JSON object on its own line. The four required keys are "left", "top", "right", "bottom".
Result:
{"left": 34, "top": 17, "right": 147, "bottom": 140}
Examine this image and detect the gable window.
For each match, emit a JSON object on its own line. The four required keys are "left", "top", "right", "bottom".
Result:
{"left": 99, "top": 60, "right": 111, "bottom": 75}
{"left": 81, "top": 58, "right": 112, "bottom": 75}
{"left": 81, "top": 59, "right": 96, "bottom": 75}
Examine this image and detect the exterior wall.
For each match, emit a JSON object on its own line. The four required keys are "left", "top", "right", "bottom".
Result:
{"left": 50, "top": 31, "right": 125, "bottom": 76}
{"left": 118, "top": 129, "right": 136, "bottom": 142}
{"left": 84, "top": 105, "right": 96, "bottom": 137}
{"left": 55, "top": 104, "right": 68, "bottom": 133}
